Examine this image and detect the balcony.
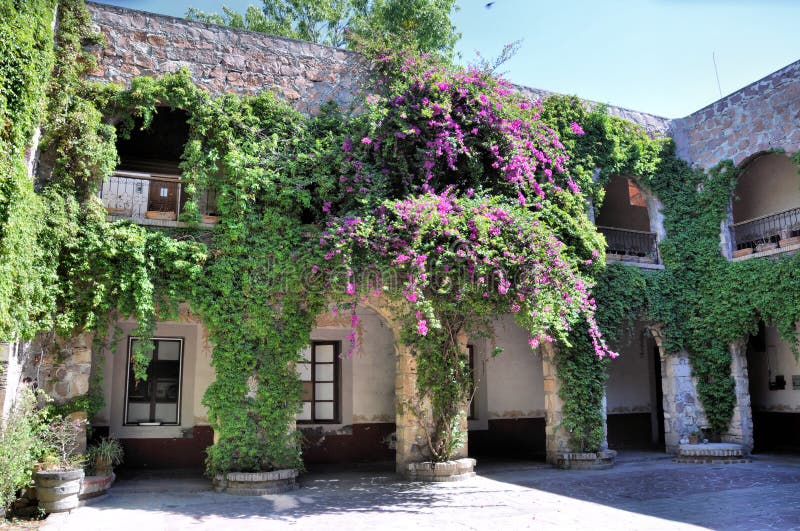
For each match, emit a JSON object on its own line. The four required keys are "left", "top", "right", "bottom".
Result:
{"left": 731, "top": 206, "right": 800, "bottom": 259}
{"left": 99, "top": 171, "right": 219, "bottom": 228}
{"left": 598, "top": 226, "right": 660, "bottom": 266}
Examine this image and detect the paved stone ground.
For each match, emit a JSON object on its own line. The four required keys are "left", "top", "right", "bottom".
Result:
{"left": 38, "top": 453, "right": 800, "bottom": 531}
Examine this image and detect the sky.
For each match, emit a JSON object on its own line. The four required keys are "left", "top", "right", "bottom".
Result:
{"left": 95, "top": 0, "right": 800, "bottom": 118}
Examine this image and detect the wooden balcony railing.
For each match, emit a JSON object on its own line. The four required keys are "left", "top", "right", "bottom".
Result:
{"left": 597, "top": 226, "right": 659, "bottom": 264}
{"left": 99, "top": 171, "right": 219, "bottom": 225}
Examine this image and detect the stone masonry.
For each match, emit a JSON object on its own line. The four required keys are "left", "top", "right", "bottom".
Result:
{"left": 671, "top": 59, "right": 800, "bottom": 169}
{"left": 66, "top": 1, "right": 800, "bottom": 464}
{"left": 85, "top": 1, "right": 365, "bottom": 115}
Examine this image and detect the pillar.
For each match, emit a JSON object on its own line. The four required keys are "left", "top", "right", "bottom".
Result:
{"left": 541, "top": 342, "right": 571, "bottom": 464}
{"left": 724, "top": 340, "right": 754, "bottom": 452}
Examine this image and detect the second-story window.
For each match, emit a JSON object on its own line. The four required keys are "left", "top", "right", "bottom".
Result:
{"left": 100, "top": 108, "right": 218, "bottom": 225}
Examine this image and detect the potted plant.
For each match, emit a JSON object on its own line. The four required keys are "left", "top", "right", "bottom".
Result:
{"left": 687, "top": 427, "right": 701, "bottom": 445}
{"left": 87, "top": 438, "right": 123, "bottom": 476}
{"left": 80, "top": 438, "right": 123, "bottom": 500}
{"left": 35, "top": 416, "right": 86, "bottom": 513}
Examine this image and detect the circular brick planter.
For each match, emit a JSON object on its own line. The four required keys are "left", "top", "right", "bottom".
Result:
{"left": 213, "top": 469, "right": 298, "bottom": 495}
{"left": 674, "top": 443, "right": 750, "bottom": 464}
{"left": 405, "top": 458, "right": 476, "bottom": 482}
{"left": 35, "top": 469, "right": 85, "bottom": 513}
{"left": 556, "top": 450, "right": 616, "bottom": 470}
{"left": 79, "top": 472, "right": 115, "bottom": 500}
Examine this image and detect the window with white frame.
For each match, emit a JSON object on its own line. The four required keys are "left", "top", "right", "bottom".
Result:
{"left": 296, "top": 342, "right": 340, "bottom": 423}
{"left": 125, "top": 337, "right": 183, "bottom": 425}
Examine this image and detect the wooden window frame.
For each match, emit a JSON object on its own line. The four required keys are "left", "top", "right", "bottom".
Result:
{"left": 123, "top": 336, "right": 184, "bottom": 426}
{"left": 297, "top": 341, "right": 341, "bottom": 424}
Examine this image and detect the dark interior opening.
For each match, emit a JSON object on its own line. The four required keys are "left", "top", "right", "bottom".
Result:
{"left": 116, "top": 108, "right": 189, "bottom": 175}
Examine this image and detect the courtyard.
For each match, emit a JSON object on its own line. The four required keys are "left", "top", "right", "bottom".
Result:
{"left": 40, "top": 454, "right": 800, "bottom": 531}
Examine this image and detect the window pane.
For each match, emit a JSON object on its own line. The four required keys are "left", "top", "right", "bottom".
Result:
{"left": 158, "top": 340, "right": 181, "bottom": 361}
{"left": 126, "top": 403, "right": 150, "bottom": 423}
{"left": 155, "top": 378, "right": 179, "bottom": 402}
{"left": 299, "top": 346, "right": 312, "bottom": 361}
{"left": 315, "top": 344, "right": 334, "bottom": 362}
{"left": 297, "top": 402, "right": 312, "bottom": 420}
{"left": 296, "top": 362, "right": 311, "bottom": 381}
{"left": 301, "top": 382, "right": 313, "bottom": 401}
{"left": 316, "top": 364, "right": 334, "bottom": 381}
{"left": 315, "top": 382, "right": 334, "bottom": 401}
{"left": 154, "top": 403, "right": 178, "bottom": 424}
{"left": 315, "top": 402, "right": 334, "bottom": 420}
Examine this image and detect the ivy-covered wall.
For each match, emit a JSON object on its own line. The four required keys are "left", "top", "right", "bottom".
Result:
{"left": 4, "top": 1, "right": 800, "bottom": 483}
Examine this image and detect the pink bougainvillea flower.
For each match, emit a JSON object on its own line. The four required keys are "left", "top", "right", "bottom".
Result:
{"left": 417, "top": 319, "right": 428, "bottom": 336}
{"left": 569, "top": 121, "right": 585, "bottom": 135}
{"left": 361, "top": 136, "right": 373, "bottom": 145}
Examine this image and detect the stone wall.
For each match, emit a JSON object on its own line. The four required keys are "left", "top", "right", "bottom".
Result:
{"left": 671, "top": 60, "right": 800, "bottom": 169}
{"left": 86, "top": 1, "right": 365, "bottom": 115}
{"left": 515, "top": 86, "right": 671, "bottom": 136}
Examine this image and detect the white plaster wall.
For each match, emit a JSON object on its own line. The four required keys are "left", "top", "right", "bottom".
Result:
{"left": 606, "top": 330, "right": 653, "bottom": 414}
{"left": 595, "top": 175, "right": 651, "bottom": 232}
{"left": 350, "top": 308, "right": 395, "bottom": 423}
{"left": 484, "top": 315, "right": 545, "bottom": 419}
{"left": 96, "top": 318, "right": 213, "bottom": 439}
{"left": 100, "top": 175, "right": 150, "bottom": 217}
{"left": 748, "top": 324, "right": 800, "bottom": 412}
{"left": 733, "top": 153, "right": 800, "bottom": 222}
{"left": 307, "top": 305, "right": 395, "bottom": 433}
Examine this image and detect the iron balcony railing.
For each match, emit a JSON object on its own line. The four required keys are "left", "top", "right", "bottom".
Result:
{"left": 597, "top": 226, "right": 659, "bottom": 264}
{"left": 731, "top": 206, "right": 800, "bottom": 251}
{"left": 99, "top": 170, "right": 219, "bottom": 224}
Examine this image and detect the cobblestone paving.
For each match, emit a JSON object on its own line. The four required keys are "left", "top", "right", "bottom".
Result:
{"left": 40, "top": 454, "right": 800, "bottom": 531}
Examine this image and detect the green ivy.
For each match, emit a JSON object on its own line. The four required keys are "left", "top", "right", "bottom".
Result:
{"left": 5, "top": 0, "right": 799, "bottom": 472}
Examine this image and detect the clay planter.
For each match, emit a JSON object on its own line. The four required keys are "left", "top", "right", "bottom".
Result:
{"left": 213, "top": 469, "right": 298, "bottom": 495}
{"left": 79, "top": 472, "right": 115, "bottom": 500}
{"left": 144, "top": 210, "right": 177, "bottom": 221}
{"left": 405, "top": 458, "right": 476, "bottom": 482}
{"left": 556, "top": 450, "right": 616, "bottom": 470}
{"left": 755, "top": 242, "right": 778, "bottom": 253}
{"left": 105, "top": 206, "right": 131, "bottom": 216}
{"left": 35, "top": 469, "right": 84, "bottom": 513}
{"left": 732, "top": 248, "right": 753, "bottom": 258}
{"left": 780, "top": 236, "right": 800, "bottom": 248}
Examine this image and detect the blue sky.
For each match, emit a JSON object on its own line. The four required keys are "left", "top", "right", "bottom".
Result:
{"left": 96, "top": 0, "right": 800, "bottom": 118}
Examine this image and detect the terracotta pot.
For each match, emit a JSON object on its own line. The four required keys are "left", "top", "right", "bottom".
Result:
{"left": 145, "top": 210, "right": 177, "bottom": 221}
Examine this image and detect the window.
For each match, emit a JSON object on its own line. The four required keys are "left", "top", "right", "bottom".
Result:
{"left": 296, "top": 342, "right": 340, "bottom": 423}
{"left": 124, "top": 337, "right": 183, "bottom": 426}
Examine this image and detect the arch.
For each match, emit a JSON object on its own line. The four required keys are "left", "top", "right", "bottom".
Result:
{"left": 730, "top": 152, "right": 800, "bottom": 255}
{"left": 101, "top": 108, "right": 218, "bottom": 223}
{"left": 595, "top": 175, "right": 661, "bottom": 264}
{"left": 605, "top": 321, "right": 666, "bottom": 451}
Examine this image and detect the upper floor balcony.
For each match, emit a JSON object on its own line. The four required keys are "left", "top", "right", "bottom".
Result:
{"left": 99, "top": 170, "right": 219, "bottom": 228}
{"left": 597, "top": 226, "right": 660, "bottom": 264}
{"left": 595, "top": 175, "right": 662, "bottom": 268}
{"left": 728, "top": 153, "right": 800, "bottom": 260}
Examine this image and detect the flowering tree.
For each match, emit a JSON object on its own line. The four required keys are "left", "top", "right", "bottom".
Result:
{"left": 320, "top": 48, "right": 615, "bottom": 460}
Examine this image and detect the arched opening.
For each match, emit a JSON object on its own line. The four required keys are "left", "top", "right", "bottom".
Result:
{"left": 746, "top": 321, "right": 800, "bottom": 453}
{"left": 595, "top": 175, "right": 659, "bottom": 264}
{"left": 467, "top": 316, "right": 547, "bottom": 462}
{"left": 299, "top": 305, "right": 398, "bottom": 470}
{"left": 731, "top": 153, "right": 800, "bottom": 256}
{"left": 100, "top": 108, "right": 218, "bottom": 224}
{"left": 606, "top": 323, "right": 666, "bottom": 452}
